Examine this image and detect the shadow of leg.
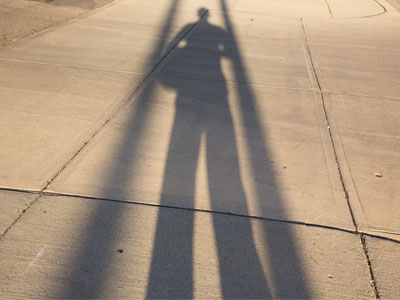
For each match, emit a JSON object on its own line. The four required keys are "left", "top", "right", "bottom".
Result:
{"left": 206, "top": 119, "right": 272, "bottom": 299}
{"left": 146, "top": 109, "right": 202, "bottom": 298}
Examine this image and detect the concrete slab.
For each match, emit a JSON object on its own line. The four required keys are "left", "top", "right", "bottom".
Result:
{"left": 116, "top": 0, "right": 237, "bottom": 11}
{"left": 0, "top": 3, "right": 198, "bottom": 73}
{"left": 192, "top": 9, "right": 304, "bottom": 41}
{"left": 365, "top": 237, "right": 400, "bottom": 299}
{"left": 48, "top": 78, "right": 353, "bottom": 229}
{"left": 0, "top": 195, "right": 375, "bottom": 299}
{"left": 231, "top": 0, "right": 332, "bottom": 18}
{"left": 0, "top": 59, "right": 139, "bottom": 190}
{"left": 325, "top": 93, "right": 400, "bottom": 237}
{"left": 0, "top": 0, "right": 115, "bottom": 47}
{"left": 0, "top": 190, "right": 37, "bottom": 235}
{"left": 304, "top": 17, "right": 400, "bottom": 51}
{"left": 310, "top": 43, "right": 400, "bottom": 99}
{"left": 327, "top": 0, "right": 385, "bottom": 18}
{"left": 0, "top": 19, "right": 178, "bottom": 74}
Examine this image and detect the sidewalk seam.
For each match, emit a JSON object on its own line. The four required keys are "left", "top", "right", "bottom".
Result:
{"left": 0, "top": 193, "right": 42, "bottom": 239}
{"left": 0, "top": 57, "right": 143, "bottom": 75}
{"left": 324, "top": 0, "right": 334, "bottom": 18}
{"left": 300, "top": 20, "right": 357, "bottom": 229}
{"left": 322, "top": 90, "right": 400, "bottom": 102}
{"left": 154, "top": 72, "right": 318, "bottom": 91}
{"left": 300, "top": 18, "right": 380, "bottom": 299}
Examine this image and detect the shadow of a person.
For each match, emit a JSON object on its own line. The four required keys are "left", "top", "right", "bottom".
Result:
{"left": 146, "top": 8, "right": 272, "bottom": 298}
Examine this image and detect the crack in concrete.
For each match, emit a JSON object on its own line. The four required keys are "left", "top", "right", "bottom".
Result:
{"left": 360, "top": 233, "right": 380, "bottom": 297}
{"left": 2, "top": 186, "right": 400, "bottom": 245}
{"left": 371, "top": 0, "right": 388, "bottom": 15}
{"left": 302, "top": 27, "right": 358, "bottom": 231}
{"left": 300, "top": 18, "right": 380, "bottom": 299}
{"left": 0, "top": 193, "right": 41, "bottom": 239}
{"left": 324, "top": 0, "right": 334, "bottom": 18}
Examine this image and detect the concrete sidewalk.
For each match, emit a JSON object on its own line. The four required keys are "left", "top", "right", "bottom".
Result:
{"left": 1, "top": 0, "right": 399, "bottom": 298}
{"left": 0, "top": 0, "right": 115, "bottom": 47}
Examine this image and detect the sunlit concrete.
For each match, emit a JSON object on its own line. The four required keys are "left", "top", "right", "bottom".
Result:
{"left": 325, "top": 93, "right": 400, "bottom": 238}
{"left": 0, "top": 59, "right": 139, "bottom": 190}
{"left": 365, "top": 237, "right": 400, "bottom": 300}
{"left": 309, "top": 43, "right": 400, "bottom": 99}
{"left": 0, "top": 0, "right": 115, "bottom": 47}
{"left": 302, "top": 13, "right": 400, "bottom": 239}
{"left": 327, "top": 0, "right": 385, "bottom": 18}
{"left": 303, "top": 16, "right": 400, "bottom": 50}
{"left": 0, "top": 2, "right": 200, "bottom": 73}
{"left": 231, "top": 0, "right": 332, "bottom": 18}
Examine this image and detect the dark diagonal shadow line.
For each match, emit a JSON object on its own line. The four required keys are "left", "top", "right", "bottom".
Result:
{"left": 216, "top": 0, "right": 311, "bottom": 297}
{"left": 57, "top": 0, "right": 184, "bottom": 298}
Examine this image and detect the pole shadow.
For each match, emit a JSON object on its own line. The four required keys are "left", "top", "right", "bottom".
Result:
{"left": 58, "top": 0, "right": 184, "bottom": 298}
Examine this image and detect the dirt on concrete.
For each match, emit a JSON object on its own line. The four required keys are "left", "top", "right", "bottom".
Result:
{"left": 0, "top": 0, "right": 116, "bottom": 47}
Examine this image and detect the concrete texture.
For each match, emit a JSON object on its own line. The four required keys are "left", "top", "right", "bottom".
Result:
{"left": 325, "top": 93, "right": 400, "bottom": 237}
{"left": 327, "top": 0, "right": 385, "bottom": 18}
{"left": 231, "top": 0, "right": 332, "bottom": 18}
{"left": 0, "top": 59, "right": 140, "bottom": 190}
{"left": 303, "top": 17, "right": 400, "bottom": 50}
{"left": 311, "top": 43, "right": 400, "bottom": 99}
{"left": 0, "top": 0, "right": 400, "bottom": 298}
{"left": 0, "top": 1, "right": 200, "bottom": 73}
{"left": 0, "top": 0, "right": 229, "bottom": 192}
{"left": 0, "top": 195, "right": 375, "bottom": 299}
{"left": 365, "top": 237, "right": 400, "bottom": 299}
{"left": 302, "top": 10, "right": 400, "bottom": 240}
{"left": 385, "top": 0, "right": 400, "bottom": 12}
{"left": 0, "top": 190, "right": 37, "bottom": 235}
{"left": 0, "top": 0, "right": 116, "bottom": 47}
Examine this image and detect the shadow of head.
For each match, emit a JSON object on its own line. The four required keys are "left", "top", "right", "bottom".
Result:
{"left": 198, "top": 7, "right": 208, "bottom": 19}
